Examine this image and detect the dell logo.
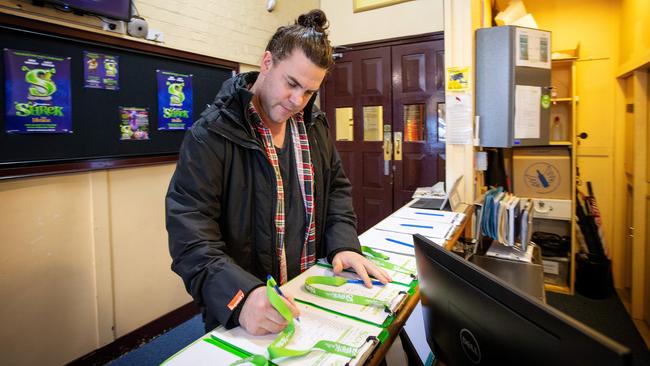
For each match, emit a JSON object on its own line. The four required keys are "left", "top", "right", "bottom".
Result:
{"left": 459, "top": 328, "right": 481, "bottom": 364}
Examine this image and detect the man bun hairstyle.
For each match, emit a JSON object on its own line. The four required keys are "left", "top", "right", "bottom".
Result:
{"left": 266, "top": 9, "right": 334, "bottom": 70}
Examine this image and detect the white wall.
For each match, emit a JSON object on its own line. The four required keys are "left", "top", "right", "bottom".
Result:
{"left": 322, "top": 0, "right": 444, "bottom": 46}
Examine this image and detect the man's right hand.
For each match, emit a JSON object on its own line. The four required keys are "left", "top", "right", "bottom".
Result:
{"left": 238, "top": 286, "right": 301, "bottom": 335}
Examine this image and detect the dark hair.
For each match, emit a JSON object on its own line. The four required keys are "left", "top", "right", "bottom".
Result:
{"left": 265, "top": 9, "right": 334, "bottom": 70}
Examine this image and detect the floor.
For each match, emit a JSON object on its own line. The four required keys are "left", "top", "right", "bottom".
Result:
{"left": 617, "top": 288, "right": 650, "bottom": 349}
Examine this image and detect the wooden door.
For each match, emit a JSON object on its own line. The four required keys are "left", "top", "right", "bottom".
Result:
{"left": 322, "top": 47, "right": 393, "bottom": 232}
{"left": 321, "top": 35, "right": 445, "bottom": 232}
{"left": 391, "top": 40, "right": 446, "bottom": 208}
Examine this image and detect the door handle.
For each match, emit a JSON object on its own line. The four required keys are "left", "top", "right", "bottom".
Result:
{"left": 383, "top": 131, "right": 392, "bottom": 175}
{"left": 394, "top": 132, "right": 403, "bottom": 161}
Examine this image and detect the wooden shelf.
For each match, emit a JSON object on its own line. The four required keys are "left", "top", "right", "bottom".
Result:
{"left": 545, "top": 283, "right": 572, "bottom": 294}
{"left": 549, "top": 141, "right": 572, "bottom": 146}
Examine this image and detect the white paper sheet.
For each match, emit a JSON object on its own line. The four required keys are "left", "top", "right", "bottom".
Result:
{"left": 162, "top": 336, "right": 243, "bottom": 365}
{"left": 374, "top": 217, "right": 455, "bottom": 239}
{"left": 514, "top": 85, "right": 541, "bottom": 139}
{"left": 445, "top": 93, "right": 473, "bottom": 144}
{"left": 391, "top": 205, "right": 465, "bottom": 225}
{"left": 211, "top": 302, "right": 382, "bottom": 366}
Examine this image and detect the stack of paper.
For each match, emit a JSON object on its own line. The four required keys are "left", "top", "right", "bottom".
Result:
{"left": 374, "top": 217, "right": 454, "bottom": 239}
{"left": 283, "top": 265, "right": 410, "bottom": 326}
{"left": 210, "top": 302, "right": 383, "bottom": 366}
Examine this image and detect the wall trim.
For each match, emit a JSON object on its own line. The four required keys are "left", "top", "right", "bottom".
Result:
{"left": 67, "top": 301, "right": 201, "bottom": 365}
{"left": 334, "top": 31, "right": 443, "bottom": 51}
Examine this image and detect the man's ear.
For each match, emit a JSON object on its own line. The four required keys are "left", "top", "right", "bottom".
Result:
{"left": 260, "top": 51, "right": 273, "bottom": 73}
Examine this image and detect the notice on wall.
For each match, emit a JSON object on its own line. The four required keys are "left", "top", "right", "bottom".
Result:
{"left": 514, "top": 85, "right": 541, "bottom": 139}
{"left": 515, "top": 28, "right": 551, "bottom": 69}
{"left": 84, "top": 51, "right": 119, "bottom": 90}
{"left": 157, "top": 70, "right": 193, "bottom": 130}
{"left": 119, "top": 107, "right": 150, "bottom": 140}
{"left": 4, "top": 48, "right": 72, "bottom": 134}
{"left": 445, "top": 93, "right": 473, "bottom": 145}
{"left": 446, "top": 66, "right": 470, "bottom": 92}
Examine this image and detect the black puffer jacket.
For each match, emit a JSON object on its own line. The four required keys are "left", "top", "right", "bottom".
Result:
{"left": 165, "top": 72, "right": 361, "bottom": 331}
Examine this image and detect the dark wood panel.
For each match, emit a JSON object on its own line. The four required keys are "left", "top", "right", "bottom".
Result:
{"left": 362, "top": 151, "right": 385, "bottom": 189}
{"left": 401, "top": 53, "right": 426, "bottom": 93}
{"left": 361, "top": 58, "right": 384, "bottom": 95}
{"left": 333, "top": 61, "right": 354, "bottom": 97}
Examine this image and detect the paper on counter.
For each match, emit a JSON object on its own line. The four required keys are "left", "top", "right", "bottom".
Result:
{"left": 391, "top": 206, "right": 465, "bottom": 225}
{"left": 284, "top": 265, "right": 409, "bottom": 326}
{"left": 374, "top": 217, "right": 455, "bottom": 239}
{"left": 212, "top": 301, "right": 382, "bottom": 366}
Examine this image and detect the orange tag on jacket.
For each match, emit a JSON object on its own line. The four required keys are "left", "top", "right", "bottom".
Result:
{"left": 227, "top": 289, "right": 245, "bottom": 311}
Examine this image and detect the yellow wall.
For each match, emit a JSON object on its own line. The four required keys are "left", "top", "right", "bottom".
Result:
{"left": 0, "top": 1, "right": 317, "bottom": 364}
{"left": 321, "top": 0, "right": 444, "bottom": 46}
{"left": 619, "top": 0, "right": 650, "bottom": 75}
{"left": 526, "top": 0, "right": 621, "bottom": 256}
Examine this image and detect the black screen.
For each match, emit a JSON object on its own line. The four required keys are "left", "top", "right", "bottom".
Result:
{"left": 47, "top": 0, "right": 131, "bottom": 21}
{"left": 413, "top": 234, "right": 632, "bottom": 366}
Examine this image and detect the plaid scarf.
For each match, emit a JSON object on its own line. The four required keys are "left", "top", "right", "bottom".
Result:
{"left": 247, "top": 101, "right": 316, "bottom": 284}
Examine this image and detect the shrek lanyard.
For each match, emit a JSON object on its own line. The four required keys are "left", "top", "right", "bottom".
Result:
{"left": 361, "top": 246, "right": 416, "bottom": 276}
{"left": 303, "top": 276, "right": 393, "bottom": 310}
{"left": 228, "top": 276, "right": 359, "bottom": 366}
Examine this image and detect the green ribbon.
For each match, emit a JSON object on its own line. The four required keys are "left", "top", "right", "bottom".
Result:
{"left": 303, "top": 276, "right": 392, "bottom": 310}
{"left": 361, "top": 247, "right": 416, "bottom": 276}
{"left": 228, "top": 276, "right": 358, "bottom": 366}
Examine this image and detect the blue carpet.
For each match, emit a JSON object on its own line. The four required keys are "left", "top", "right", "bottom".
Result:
{"left": 107, "top": 315, "right": 204, "bottom": 366}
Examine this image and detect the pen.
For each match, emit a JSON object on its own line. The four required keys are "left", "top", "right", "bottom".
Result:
{"left": 347, "top": 279, "right": 385, "bottom": 286}
{"left": 385, "top": 237, "right": 414, "bottom": 248}
{"left": 415, "top": 211, "right": 444, "bottom": 217}
{"left": 267, "top": 275, "right": 300, "bottom": 322}
{"left": 400, "top": 223, "right": 434, "bottom": 229}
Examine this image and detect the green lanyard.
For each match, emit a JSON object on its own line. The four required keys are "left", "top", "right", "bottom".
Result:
{"left": 361, "top": 246, "right": 416, "bottom": 276}
{"left": 303, "top": 275, "right": 392, "bottom": 310}
{"left": 229, "top": 276, "right": 359, "bottom": 366}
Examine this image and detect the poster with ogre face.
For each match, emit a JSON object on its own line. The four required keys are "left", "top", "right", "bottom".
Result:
{"left": 4, "top": 48, "right": 72, "bottom": 134}
{"left": 157, "top": 70, "right": 193, "bottom": 130}
{"left": 84, "top": 51, "right": 119, "bottom": 90}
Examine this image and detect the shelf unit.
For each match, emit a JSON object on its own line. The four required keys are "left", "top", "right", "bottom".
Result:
{"left": 539, "top": 57, "right": 578, "bottom": 294}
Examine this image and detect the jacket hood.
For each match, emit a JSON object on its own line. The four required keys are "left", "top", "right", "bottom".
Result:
{"left": 200, "top": 72, "right": 325, "bottom": 147}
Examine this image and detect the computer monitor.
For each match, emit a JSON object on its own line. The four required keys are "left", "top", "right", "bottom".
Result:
{"left": 413, "top": 234, "right": 632, "bottom": 366}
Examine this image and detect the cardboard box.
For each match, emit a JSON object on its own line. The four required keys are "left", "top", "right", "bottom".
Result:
{"left": 512, "top": 147, "right": 571, "bottom": 199}
{"left": 542, "top": 256, "right": 570, "bottom": 286}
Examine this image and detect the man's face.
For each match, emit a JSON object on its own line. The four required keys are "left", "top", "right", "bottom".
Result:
{"left": 256, "top": 49, "right": 327, "bottom": 125}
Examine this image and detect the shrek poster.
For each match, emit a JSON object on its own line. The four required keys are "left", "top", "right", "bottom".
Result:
{"left": 119, "top": 107, "right": 150, "bottom": 140}
{"left": 84, "top": 51, "right": 119, "bottom": 90}
{"left": 156, "top": 70, "right": 193, "bottom": 130}
{"left": 4, "top": 48, "right": 72, "bottom": 133}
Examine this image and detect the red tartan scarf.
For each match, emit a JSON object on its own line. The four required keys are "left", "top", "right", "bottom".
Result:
{"left": 247, "top": 100, "right": 316, "bottom": 284}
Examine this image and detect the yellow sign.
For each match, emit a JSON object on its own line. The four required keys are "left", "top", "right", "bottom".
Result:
{"left": 446, "top": 66, "right": 471, "bottom": 92}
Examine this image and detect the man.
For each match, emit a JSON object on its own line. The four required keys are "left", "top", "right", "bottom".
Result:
{"left": 166, "top": 9, "right": 390, "bottom": 336}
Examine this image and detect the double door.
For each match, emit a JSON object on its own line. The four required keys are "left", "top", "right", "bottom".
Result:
{"left": 321, "top": 36, "right": 445, "bottom": 232}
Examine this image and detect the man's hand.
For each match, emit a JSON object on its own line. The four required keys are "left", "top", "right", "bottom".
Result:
{"left": 238, "top": 286, "right": 301, "bottom": 335}
{"left": 332, "top": 251, "right": 392, "bottom": 288}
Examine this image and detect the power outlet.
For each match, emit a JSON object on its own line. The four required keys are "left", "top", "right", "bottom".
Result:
{"left": 101, "top": 19, "right": 126, "bottom": 34}
{"left": 146, "top": 28, "right": 164, "bottom": 43}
